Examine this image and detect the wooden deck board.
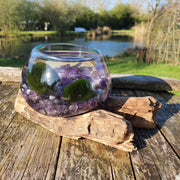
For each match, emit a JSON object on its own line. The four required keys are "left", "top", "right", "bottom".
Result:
{"left": 0, "top": 84, "right": 19, "bottom": 138}
{"left": 0, "top": 83, "right": 180, "bottom": 179}
{"left": 0, "top": 84, "right": 19, "bottom": 104}
{"left": 0, "top": 85, "right": 61, "bottom": 179}
{"left": 0, "top": 113, "right": 61, "bottom": 179}
{"left": 55, "top": 137, "right": 135, "bottom": 180}
{"left": 131, "top": 128, "right": 180, "bottom": 180}
{"left": 134, "top": 90, "right": 180, "bottom": 157}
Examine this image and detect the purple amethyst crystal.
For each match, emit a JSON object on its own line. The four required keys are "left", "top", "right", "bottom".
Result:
{"left": 88, "top": 98, "right": 98, "bottom": 108}
{"left": 81, "top": 67, "right": 92, "bottom": 76}
{"left": 99, "top": 78, "right": 108, "bottom": 89}
{"left": 69, "top": 104, "right": 78, "bottom": 114}
{"left": 77, "top": 101, "right": 89, "bottom": 112}
{"left": 45, "top": 105, "right": 59, "bottom": 116}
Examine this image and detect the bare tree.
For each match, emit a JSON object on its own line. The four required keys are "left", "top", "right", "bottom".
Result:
{"left": 147, "top": 1, "right": 180, "bottom": 65}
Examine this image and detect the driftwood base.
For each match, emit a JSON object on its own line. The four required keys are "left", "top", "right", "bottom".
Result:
{"left": 14, "top": 90, "right": 135, "bottom": 152}
{"left": 14, "top": 90, "right": 161, "bottom": 152}
{"left": 102, "top": 96, "right": 161, "bottom": 129}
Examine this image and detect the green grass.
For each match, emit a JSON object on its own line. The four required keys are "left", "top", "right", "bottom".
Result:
{"left": 0, "top": 57, "right": 26, "bottom": 67}
{"left": 106, "top": 55, "right": 180, "bottom": 79}
{"left": 168, "top": 91, "right": 180, "bottom": 95}
{"left": 112, "top": 29, "right": 135, "bottom": 36}
{"left": 19, "top": 31, "right": 56, "bottom": 36}
{"left": 0, "top": 31, "right": 56, "bottom": 37}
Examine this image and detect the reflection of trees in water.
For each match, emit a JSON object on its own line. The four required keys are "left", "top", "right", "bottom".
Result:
{"left": 87, "top": 26, "right": 112, "bottom": 40}
{"left": 134, "top": 33, "right": 146, "bottom": 47}
{"left": 0, "top": 38, "right": 32, "bottom": 59}
{"left": 87, "top": 33, "right": 112, "bottom": 40}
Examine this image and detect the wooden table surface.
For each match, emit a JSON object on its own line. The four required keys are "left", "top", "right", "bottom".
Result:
{"left": 0, "top": 82, "right": 180, "bottom": 180}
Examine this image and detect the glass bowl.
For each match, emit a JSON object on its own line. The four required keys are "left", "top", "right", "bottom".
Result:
{"left": 21, "top": 43, "right": 111, "bottom": 117}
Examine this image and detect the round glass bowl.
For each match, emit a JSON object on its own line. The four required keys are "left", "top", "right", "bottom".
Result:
{"left": 21, "top": 43, "right": 111, "bottom": 117}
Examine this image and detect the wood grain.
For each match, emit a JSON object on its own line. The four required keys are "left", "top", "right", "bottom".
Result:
{"left": 0, "top": 84, "right": 19, "bottom": 138}
{"left": 102, "top": 96, "right": 161, "bottom": 129}
{"left": 0, "top": 83, "right": 19, "bottom": 104}
{"left": 0, "top": 67, "right": 22, "bottom": 82}
{"left": 134, "top": 90, "right": 180, "bottom": 157}
{"left": 55, "top": 137, "right": 135, "bottom": 180}
{"left": 130, "top": 128, "right": 180, "bottom": 180}
{"left": 0, "top": 84, "right": 61, "bottom": 179}
{"left": 0, "top": 113, "right": 61, "bottom": 179}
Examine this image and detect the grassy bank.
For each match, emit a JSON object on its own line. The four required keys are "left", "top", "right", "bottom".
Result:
{"left": 106, "top": 55, "right": 180, "bottom": 79}
{"left": 19, "top": 31, "right": 56, "bottom": 36}
{"left": 0, "top": 31, "right": 56, "bottom": 37}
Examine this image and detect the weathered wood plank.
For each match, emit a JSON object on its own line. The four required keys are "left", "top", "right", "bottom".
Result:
{"left": 0, "top": 67, "right": 22, "bottom": 82}
{"left": 0, "top": 82, "right": 179, "bottom": 180}
{"left": 55, "top": 137, "right": 135, "bottom": 180}
{"left": 130, "top": 128, "right": 180, "bottom": 180}
{"left": 0, "top": 84, "right": 19, "bottom": 138}
{"left": 157, "top": 93, "right": 180, "bottom": 157}
{"left": 123, "top": 89, "right": 180, "bottom": 179}
{"left": 134, "top": 90, "right": 180, "bottom": 157}
{"left": 0, "top": 113, "right": 61, "bottom": 179}
{"left": 0, "top": 84, "right": 60, "bottom": 179}
{"left": 0, "top": 83, "right": 19, "bottom": 104}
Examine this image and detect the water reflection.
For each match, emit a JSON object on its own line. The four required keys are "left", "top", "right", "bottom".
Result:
{"left": 0, "top": 34, "right": 145, "bottom": 59}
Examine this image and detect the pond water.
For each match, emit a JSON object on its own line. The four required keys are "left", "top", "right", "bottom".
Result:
{"left": 0, "top": 34, "right": 145, "bottom": 60}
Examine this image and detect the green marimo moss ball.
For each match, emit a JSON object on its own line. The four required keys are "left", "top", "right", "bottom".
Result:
{"left": 63, "top": 79, "right": 94, "bottom": 102}
{"left": 27, "top": 62, "right": 60, "bottom": 94}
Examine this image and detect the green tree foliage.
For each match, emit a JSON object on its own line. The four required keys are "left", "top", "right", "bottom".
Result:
{"left": 74, "top": 3, "right": 146, "bottom": 30}
{"left": 109, "top": 4, "right": 138, "bottom": 29}
{"left": 17, "top": 0, "right": 41, "bottom": 31}
{"left": 75, "top": 6, "right": 98, "bottom": 29}
{"left": 41, "top": 0, "right": 78, "bottom": 35}
{"left": 0, "top": 0, "right": 22, "bottom": 36}
{"left": 98, "top": 10, "right": 111, "bottom": 27}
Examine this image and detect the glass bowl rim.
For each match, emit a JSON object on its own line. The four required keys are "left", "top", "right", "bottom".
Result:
{"left": 31, "top": 43, "right": 103, "bottom": 62}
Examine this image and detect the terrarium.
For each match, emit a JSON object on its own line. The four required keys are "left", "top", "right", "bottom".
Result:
{"left": 21, "top": 43, "right": 111, "bottom": 117}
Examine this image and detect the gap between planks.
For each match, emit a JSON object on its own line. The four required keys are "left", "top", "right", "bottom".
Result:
{"left": 52, "top": 136, "right": 63, "bottom": 180}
